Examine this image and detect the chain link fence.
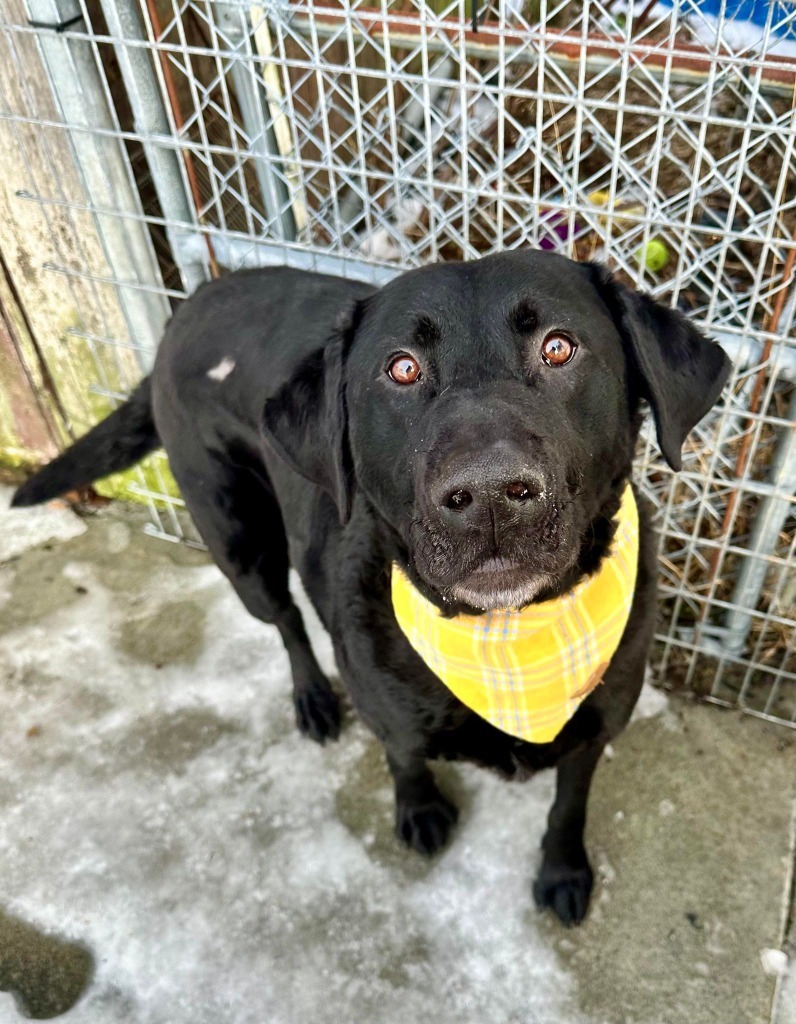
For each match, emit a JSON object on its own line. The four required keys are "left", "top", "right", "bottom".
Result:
{"left": 1, "top": 0, "right": 795, "bottom": 723}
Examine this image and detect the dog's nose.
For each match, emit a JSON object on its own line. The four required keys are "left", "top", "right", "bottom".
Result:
{"left": 434, "top": 452, "right": 546, "bottom": 527}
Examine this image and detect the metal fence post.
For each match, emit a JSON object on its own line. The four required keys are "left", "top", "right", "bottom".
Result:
{"left": 214, "top": 3, "right": 296, "bottom": 244}
{"left": 96, "top": 0, "right": 208, "bottom": 293}
{"left": 721, "top": 387, "right": 796, "bottom": 657}
{"left": 24, "top": 0, "right": 170, "bottom": 370}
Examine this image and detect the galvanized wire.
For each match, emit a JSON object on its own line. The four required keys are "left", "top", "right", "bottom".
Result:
{"left": 0, "top": 0, "right": 794, "bottom": 723}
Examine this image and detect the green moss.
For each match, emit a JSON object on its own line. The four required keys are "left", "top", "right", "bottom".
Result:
{"left": 0, "top": 447, "right": 40, "bottom": 473}
{"left": 50, "top": 327, "right": 182, "bottom": 505}
{"left": 2, "top": 317, "right": 182, "bottom": 505}
{"left": 94, "top": 452, "right": 181, "bottom": 504}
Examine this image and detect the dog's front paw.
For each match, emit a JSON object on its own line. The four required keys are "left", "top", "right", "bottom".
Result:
{"left": 294, "top": 683, "right": 341, "bottom": 744}
{"left": 395, "top": 793, "right": 458, "bottom": 856}
{"left": 533, "top": 859, "right": 594, "bottom": 927}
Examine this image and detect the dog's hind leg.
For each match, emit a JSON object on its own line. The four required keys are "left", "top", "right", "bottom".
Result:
{"left": 169, "top": 448, "right": 341, "bottom": 744}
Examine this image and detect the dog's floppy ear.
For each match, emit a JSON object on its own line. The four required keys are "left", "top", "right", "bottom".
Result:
{"left": 588, "top": 264, "right": 732, "bottom": 471}
{"left": 261, "top": 301, "right": 364, "bottom": 524}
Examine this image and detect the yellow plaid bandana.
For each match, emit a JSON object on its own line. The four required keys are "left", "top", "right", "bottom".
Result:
{"left": 391, "top": 486, "right": 639, "bottom": 744}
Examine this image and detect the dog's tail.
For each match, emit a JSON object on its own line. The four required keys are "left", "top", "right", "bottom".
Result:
{"left": 12, "top": 377, "right": 159, "bottom": 508}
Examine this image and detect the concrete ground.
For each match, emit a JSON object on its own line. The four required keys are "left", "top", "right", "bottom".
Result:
{"left": 0, "top": 488, "right": 794, "bottom": 1024}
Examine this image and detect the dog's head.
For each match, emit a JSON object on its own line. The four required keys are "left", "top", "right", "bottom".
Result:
{"left": 262, "top": 251, "right": 730, "bottom": 612}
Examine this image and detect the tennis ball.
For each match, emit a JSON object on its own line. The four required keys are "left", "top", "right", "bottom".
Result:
{"left": 636, "top": 239, "right": 669, "bottom": 272}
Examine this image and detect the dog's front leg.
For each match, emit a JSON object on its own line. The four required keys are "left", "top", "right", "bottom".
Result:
{"left": 533, "top": 739, "right": 605, "bottom": 926}
{"left": 385, "top": 745, "right": 458, "bottom": 857}
{"left": 334, "top": 631, "right": 458, "bottom": 857}
{"left": 333, "top": 530, "right": 460, "bottom": 858}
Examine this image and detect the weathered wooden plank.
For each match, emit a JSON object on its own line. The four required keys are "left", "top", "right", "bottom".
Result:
{"left": 0, "top": 3, "right": 177, "bottom": 501}
{"left": 0, "top": 273, "right": 60, "bottom": 474}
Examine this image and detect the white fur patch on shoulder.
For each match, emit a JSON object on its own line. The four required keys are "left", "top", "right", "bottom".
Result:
{"left": 207, "top": 357, "right": 236, "bottom": 382}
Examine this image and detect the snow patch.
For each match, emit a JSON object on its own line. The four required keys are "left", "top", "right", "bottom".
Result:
{"left": 105, "top": 520, "right": 132, "bottom": 553}
{"left": 760, "top": 947, "right": 789, "bottom": 978}
{"left": 0, "top": 486, "right": 86, "bottom": 562}
{"left": 631, "top": 678, "right": 679, "bottom": 730}
{"left": 777, "top": 961, "right": 796, "bottom": 1024}
{"left": 0, "top": 519, "right": 589, "bottom": 1024}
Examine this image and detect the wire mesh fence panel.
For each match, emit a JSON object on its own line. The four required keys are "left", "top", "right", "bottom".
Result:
{"left": 0, "top": 0, "right": 794, "bottom": 722}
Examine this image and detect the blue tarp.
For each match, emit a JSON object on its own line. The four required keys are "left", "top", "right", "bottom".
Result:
{"left": 657, "top": 0, "right": 796, "bottom": 43}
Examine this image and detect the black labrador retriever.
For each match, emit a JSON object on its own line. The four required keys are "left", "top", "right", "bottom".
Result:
{"left": 13, "top": 250, "right": 731, "bottom": 925}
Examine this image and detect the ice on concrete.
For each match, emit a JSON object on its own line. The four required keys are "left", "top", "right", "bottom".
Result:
{"left": 1, "top": 489, "right": 794, "bottom": 1024}
{"left": 0, "top": 494, "right": 86, "bottom": 562}
{"left": 0, "top": 491, "right": 585, "bottom": 1024}
{"left": 777, "top": 964, "right": 796, "bottom": 1024}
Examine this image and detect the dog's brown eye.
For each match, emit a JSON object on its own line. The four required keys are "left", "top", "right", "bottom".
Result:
{"left": 388, "top": 354, "right": 422, "bottom": 385}
{"left": 541, "top": 333, "right": 576, "bottom": 367}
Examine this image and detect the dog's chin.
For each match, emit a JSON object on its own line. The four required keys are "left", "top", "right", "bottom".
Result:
{"left": 448, "top": 565, "right": 558, "bottom": 612}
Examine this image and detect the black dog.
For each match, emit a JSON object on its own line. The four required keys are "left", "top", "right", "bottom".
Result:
{"left": 13, "top": 250, "right": 730, "bottom": 925}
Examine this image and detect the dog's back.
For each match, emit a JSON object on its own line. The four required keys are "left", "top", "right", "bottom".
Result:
{"left": 12, "top": 267, "right": 374, "bottom": 507}
{"left": 154, "top": 267, "right": 374, "bottom": 422}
